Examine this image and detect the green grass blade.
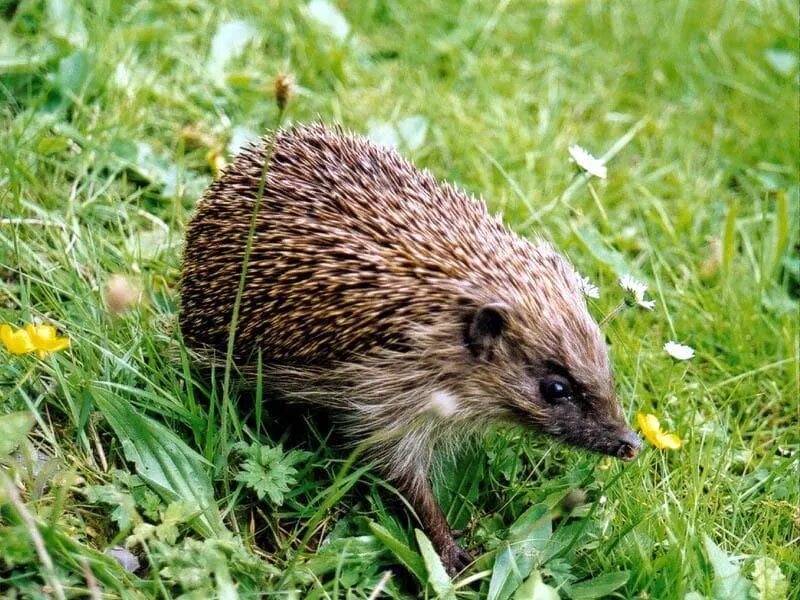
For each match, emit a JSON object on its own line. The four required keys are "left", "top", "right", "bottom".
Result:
{"left": 369, "top": 521, "right": 426, "bottom": 583}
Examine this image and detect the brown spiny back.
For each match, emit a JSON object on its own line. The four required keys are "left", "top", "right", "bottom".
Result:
{"left": 180, "top": 124, "right": 560, "bottom": 363}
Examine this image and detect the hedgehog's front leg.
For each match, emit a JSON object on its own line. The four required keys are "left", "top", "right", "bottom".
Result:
{"left": 396, "top": 470, "right": 472, "bottom": 576}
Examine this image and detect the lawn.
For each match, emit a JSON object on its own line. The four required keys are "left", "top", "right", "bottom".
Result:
{"left": 1, "top": 0, "right": 798, "bottom": 598}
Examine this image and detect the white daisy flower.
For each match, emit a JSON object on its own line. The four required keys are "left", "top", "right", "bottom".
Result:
{"left": 619, "top": 275, "right": 656, "bottom": 310}
{"left": 664, "top": 341, "right": 695, "bottom": 360}
{"left": 568, "top": 144, "right": 607, "bottom": 179}
{"left": 577, "top": 274, "right": 600, "bottom": 299}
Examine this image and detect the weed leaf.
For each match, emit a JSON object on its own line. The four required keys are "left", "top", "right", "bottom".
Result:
{"left": 573, "top": 227, "right": 639, "bottom": 280}
{"left": 207, "top": 20, "right": 257, "bottom": 81}
{"left": 488, "top": 542, "right": 523, "bottom": 600}
{"left": 415, "top": 529, "right": 455, "bottom": 599}
{"left": 47, "top": 0, "right": 88, "bottom": 48}
{"left": 513, "top": 569, "right": 560, "bottom": 600}
{"left": 489, "top": 502, "right": 553, "bottom": 600}
{"left": 703, "top": 535, "right": 753, "bottom": 600}
{"left": 764, "top": 49, "right": 798, "bottom": 76}
{"left": 94, "top": 390, "right": 224, "bottom": 537}
{"left": 752, "top": 557, "right": 789, "bottom": 600}
{"left": 306, "top": 0, "right": 351, "bottom": 41}
{"left": 55, "top": 50, "right": 92, "bottom": 98}
{"left": 567, "top": 571, "right": 629, "bottom": 600}
{"left": 396, "top": 116, "right": 428, "bottom": 151}
{"left": 0, "top": 412, "right": 35, "bottom": 458}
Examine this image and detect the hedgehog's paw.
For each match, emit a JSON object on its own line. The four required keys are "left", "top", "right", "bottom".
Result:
{"left": 440, "top": 541, "right": 473, "bottom": 576}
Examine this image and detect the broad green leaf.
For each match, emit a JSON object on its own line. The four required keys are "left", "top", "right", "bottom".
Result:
{"left": 514, "top": 570, "right": 560, "bottom": 600}
{"left": 567, "top": 571, "right": 629, "bottom": 600}
{"left": 93, "top": 389, "right": 224, "bottom": 537}
{"left": 306, "top": 0, "right": 350, "bottom": 41}
{"left": 0, "top": 412, "right": 35, "bottom": 457}
{"left": 764, "top": 49, "right": 798, "bottom": 76}
{"left": 508, "top": 503, "right": 553, "bottom": 551}
{"left": 47, "top": 0, "right": 88, "bottom": 48}
{"left": 573, "top": 226, "right": 640, "bottom": 280}
{"left": 366, "top": 120, "right": 399, "bottom": 148}
{"left": 132, "top": 142, "right": 172, "bottom": 185}
{"left": 488, "top": 542, "right": 523, "bottom": 600}
{"left": 396, "top": 116, "right": 428, "bottom": 151}
{"left": 415, "top": 529, "right": 455, "bottom": 599}
{"left": 125, "top": 227, "right": 180, "bottom": 261}
{"left": 369, "top": 522, "right": 426, "bottom": 582}
{"left": 207, "top": 20, "right": 257, "bottom": 81}
{"left": 54, "top": 50, "right": 92, "bottom": 99}
{"left": 752, "top": 557, "right": 789, "bottom": 600}
{"left": 489, "top": 503, "right": 553, "bottom": 600}
{"left": 228, "top": 125, "right": 260, "bottom": 156}
{"left": 366, "top": 116, "right": 429, "bottom": 152}
{"left": 36, "top": 136, "right": 70, "bottom": 155}
{"left": 703, "top": 535, "right": 753, "bottom": 600}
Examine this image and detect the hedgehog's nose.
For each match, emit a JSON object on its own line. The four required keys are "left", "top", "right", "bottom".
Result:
{"left": 617, "top": 430, "right": 642, "bottom": 460}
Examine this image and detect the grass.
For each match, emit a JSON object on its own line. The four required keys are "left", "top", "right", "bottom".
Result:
{"left": 1, "top": 0, "right": 798, "bottom": 597}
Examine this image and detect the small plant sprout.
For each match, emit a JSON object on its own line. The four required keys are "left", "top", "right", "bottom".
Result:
{"left": 273, "top": 71, "right": 296, "bottom": 112}
{"left": 234, "top": 442, "right": 311, "bottom": 506}
{"left": 568, "top": 144, "right": 608, "bottom": 179}
{"left": 637, "top": 413, "right": 682, "bottom": 450}
{"left": 664, "top": 341, "right": 695, "bottom": 360}
{"left": 1, "top": 323, "right": 70, "bottom": 357}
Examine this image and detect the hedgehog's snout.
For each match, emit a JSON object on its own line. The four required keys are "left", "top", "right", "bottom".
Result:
{"left": 615, "top": 429, "right": 642, "bottom": 460}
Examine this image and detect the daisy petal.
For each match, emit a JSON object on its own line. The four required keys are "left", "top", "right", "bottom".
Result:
{"left": 638, "top": 299, "right": 656, "bottom": 310}
{"left": 568, "top": 144, "right": 608, "bottom": 179}
{"left": 664, "top": 341, "right": 695, "bottom": 360}
{"left": 619, "top": 275, "right": 647, "bottom": 298}
{"left": 577, "top": 274, "right": 600, "bottom": 299}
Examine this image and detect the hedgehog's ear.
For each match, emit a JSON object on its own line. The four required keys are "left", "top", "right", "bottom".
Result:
{"left": 465, "top": 302, "right": 508, "bottom": 360}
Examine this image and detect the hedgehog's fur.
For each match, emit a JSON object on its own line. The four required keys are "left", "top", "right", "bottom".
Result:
{"left": 180, "top": 124, "right": 640, "bottom": 573}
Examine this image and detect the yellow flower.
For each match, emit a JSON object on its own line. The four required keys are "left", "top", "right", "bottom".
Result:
{"left": 637, "top": 412, "right": 682, "bottom": 450}
{"left": 24, "top": 324, "right": 70, "bottom": 355}
{"left": 0, "top": 324, "right": 36, "bottom": 354}
{"left": 0, "top": 323, "right": 70, "bottom": 357}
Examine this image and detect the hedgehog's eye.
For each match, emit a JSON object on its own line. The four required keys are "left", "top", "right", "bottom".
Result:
{"left": 540, "top": 376, "right": 573, "bottom": 403}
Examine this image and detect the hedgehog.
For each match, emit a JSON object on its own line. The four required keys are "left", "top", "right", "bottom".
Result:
{"left": 180, "top": 124, "right": 641, "bottom": 574}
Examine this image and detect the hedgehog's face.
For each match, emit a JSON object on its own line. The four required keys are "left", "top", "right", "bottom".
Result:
{"left": 461, "top": 272, "right": 641, "bottom": 460}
